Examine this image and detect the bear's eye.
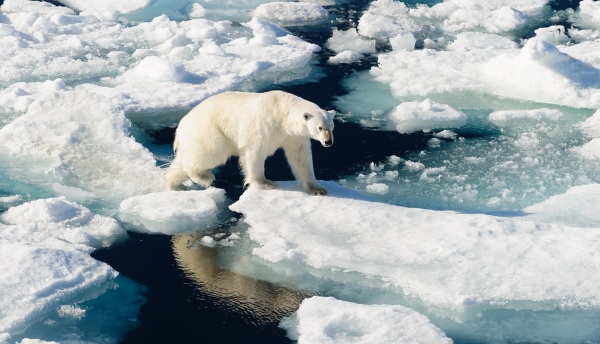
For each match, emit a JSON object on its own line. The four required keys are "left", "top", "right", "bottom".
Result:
{"left": 318, "top": 126, "right": 323, "bottom": 131}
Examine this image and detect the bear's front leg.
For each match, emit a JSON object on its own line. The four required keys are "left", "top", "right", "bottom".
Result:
{"left": 283, "top": 138, "right": 327, "bottom": 196}
{"left": 240, "top": 148, "right": 278, "bottom": 190}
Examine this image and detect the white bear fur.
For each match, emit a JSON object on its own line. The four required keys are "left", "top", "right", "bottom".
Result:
{"left": 164, "top": 90, "right": 335, "bottom": 195}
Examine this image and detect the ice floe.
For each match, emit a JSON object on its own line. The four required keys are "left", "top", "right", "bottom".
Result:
{"left": 388, "top": 99, "right": 467, "bottom": 134}
{"left": 0, "top": 88, "right": 164, "bottom": 209}
{"left": 253, "top": 2, "right": 329, "bottom": 26}
{"left": 326, "top": 28, "right": 376, "bottom": 55}
{"left": 0, "top": 197, "right": 129, "bottom": 339}
{"left": 118, "top": 188, "right": 227, "bottom": 234}
{"left": 230, "top": 182, "right": 600, "bottom": 316}
{"left": 281, "top": 296, "right": 452, "bottom": 344}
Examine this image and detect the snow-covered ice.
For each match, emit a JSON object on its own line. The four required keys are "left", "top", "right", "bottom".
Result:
{"left": 0, "top": 88, "right": 165, "bottom": 209}
{"left": 325, "top": 28, "right": 376, "bottom": 55}
{"left": 281, "top": 296, "right": 452, "bottom": 344}
{"left": 253, "top": 2, "right": 328, "bottom": 26}
{"left": 228, "top": 181, "right": 600, "bottom": 342}
{"left": 230, "top": 182, "right": 600, "bottom": 314}
{"left": 388, "top": 99, "right": 467, "bottom": 134}
{"left": 0, "top": 0, "right": 320, "bottom": 118}
{"left": 0, "top": 197, "right": 138, "bottom": 342}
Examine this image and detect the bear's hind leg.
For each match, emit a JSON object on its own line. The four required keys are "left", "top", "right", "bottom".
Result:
{"left": 164, "top": 155, "right": 188, "bottom": 191}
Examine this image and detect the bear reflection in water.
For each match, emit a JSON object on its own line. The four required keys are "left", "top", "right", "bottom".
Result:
{"left": 172, "top": 232, "right": 306, "bottom": 325}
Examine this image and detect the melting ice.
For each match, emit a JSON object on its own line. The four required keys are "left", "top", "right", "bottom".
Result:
{"left": 1, "top": 0, "right": 600, "bottom": 343}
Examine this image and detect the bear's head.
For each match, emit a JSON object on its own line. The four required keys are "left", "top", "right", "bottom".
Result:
{"left": 304, "top": 109, "right": 335, "bottom": 147}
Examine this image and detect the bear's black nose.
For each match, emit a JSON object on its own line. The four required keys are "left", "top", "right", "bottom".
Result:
{"left": 324, "top": 140, "right": 333, "bottom": 147}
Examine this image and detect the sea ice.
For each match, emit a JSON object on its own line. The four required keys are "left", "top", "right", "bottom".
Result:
{"left": 482, "top": 38, "right": 600, "bottom": 108}
{"left": 118, "top": 188, "right": 227, "bottom": 234}
{"left": 0, "top": 198, "right": 126, "bottom": 337}
{"left": 409, "top": 0, "right": 547, "bottom": 36}
{"left": 328, "top": 50, "right": 365, "bottom": 64}
{"left": 388, "top": 99, "right": 467, "bottom": 134}
{"left": 230, "top": 182, "right": 600, "bottom": 316}
{"left": 253, "top": 2, "right": 328, "bottom": 26}
{"left": 2, "top": 0, "right": 599, "bottom": 343}
{"left": 525, "top": 184, "right": 600, "bottom": 227}
{"left": 578, "top": 0, "right": 600, "bottom": 28}
{"left": 325, "top": 28, "right": 376, "bottom": 55}
{"left": 1, "top": 0, "right": 321, "bottom": 120}
{"left": 281, "top": 296, "right": 452, "bottom": 344}
{"left": 1, "top": 197, "right": 126, "bottom": 248}
{"left": 357, "top": 0, "right": 419, "bottom": 40}
{"left": 0, "top": 88, "right": 165, "bottom": 209}
{"left": 488, "top": 108, "right": 564, "bottom": 125}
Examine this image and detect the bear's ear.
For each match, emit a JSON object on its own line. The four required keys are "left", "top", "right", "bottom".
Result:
{"left": 328, "top": 110, "right": 336, "bottom": 117}
{"left": 304, "top": 113, "right": 313, "bottom": 121}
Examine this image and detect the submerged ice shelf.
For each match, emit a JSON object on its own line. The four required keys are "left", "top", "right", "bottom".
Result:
{"left": 1, "top": 0, "right": 600, "bottom": 343}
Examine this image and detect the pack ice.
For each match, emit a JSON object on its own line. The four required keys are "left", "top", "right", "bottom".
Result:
{"left": 2, "top": 0, "right": 600, "bottom": 343}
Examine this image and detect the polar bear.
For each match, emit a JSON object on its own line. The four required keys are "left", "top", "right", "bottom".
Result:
{"left": 164, "top": 90, "right": 335, "bottom": 195}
